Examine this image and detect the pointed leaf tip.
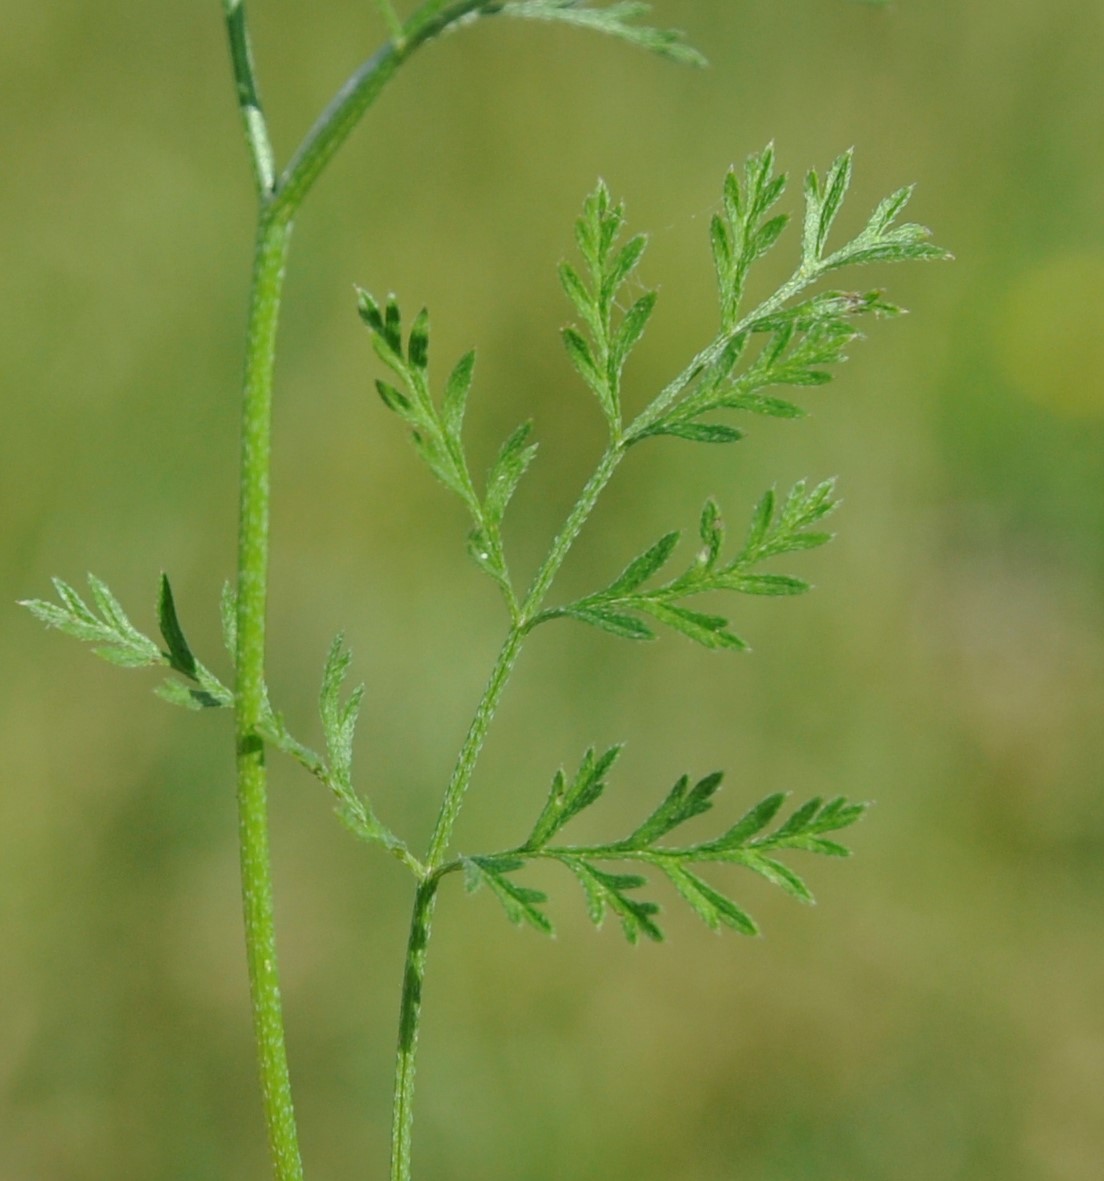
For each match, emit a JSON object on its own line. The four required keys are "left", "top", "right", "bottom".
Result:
{"left": 157, "top": 574, "right": 197, "bottom": 678}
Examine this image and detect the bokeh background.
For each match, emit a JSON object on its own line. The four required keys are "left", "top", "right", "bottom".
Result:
{"left": 3, "top": 2, "right": 1102, "bottom": 1178}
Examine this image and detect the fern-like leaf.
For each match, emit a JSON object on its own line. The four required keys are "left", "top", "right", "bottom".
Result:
{"left": 535, "top": 481, "right": 838, "bottom": 650}
{"left": 358, "top": 288, "right": 533, "bottom": 610}
{"left": 460, "top": 749, "right": 867, "bottom": 942}
{"left": 21, "top": 574, "right": 232, "bottom": 708}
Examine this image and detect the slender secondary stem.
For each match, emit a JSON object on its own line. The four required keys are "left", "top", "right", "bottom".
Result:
{"left": 390, "top": 877, "right": 442, "bottom": 1181}
{"left": 222, "top": 0, "right": 275, "bottom": 197}
{"left": 521, "top": 444, "right": 625, "bottom": 615}
{"left": 424, "top": 627, "right": 526, "bottom": 870}
{"left": 273, "top": 1, "right": 492, "bottom": 218}
{"left": 420, "top": 442, "right": 628, "bottom": 874}
{"left": 376, "top": 0, "right": 407, "bottom": 48}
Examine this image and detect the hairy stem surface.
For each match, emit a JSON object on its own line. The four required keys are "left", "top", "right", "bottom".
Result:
{"left": 388, "top": 441, "right": 629, "bottom": 1180}
{"left": 390, "top": 877, "right": 441, "bottom": 1181}
{"left": 225, "top": 7, "right": 503, "bottom": 1177}
{"left": 235, "top": 211, "right": 300, "bottom": 1181}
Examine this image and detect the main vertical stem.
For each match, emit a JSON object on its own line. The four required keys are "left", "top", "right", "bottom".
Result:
{"left": 235, "top": 209, "right": 303, "bottom": 1181}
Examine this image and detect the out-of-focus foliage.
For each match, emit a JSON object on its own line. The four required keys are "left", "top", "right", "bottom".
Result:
{"left": 2, "top": 2, "right": 1101, "bottom": 1179}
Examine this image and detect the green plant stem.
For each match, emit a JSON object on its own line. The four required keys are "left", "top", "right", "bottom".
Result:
{"left": 388, "top": 442, "right": 628, "bottom": 1180}
{"left": 522, "top": 443, "right": 624, "bottom": 614}
{"left": 390, "top": 876, "right": 442, "bottom": 1181}
{"left": 235, "top": 210, "right": 301, "bottom": 1181}
{"left": 387, "top": 625, "right": 527, "bottom": 1181}
{"left": 376, "top": 0, "right": 407, "bottom": 47}
{"left": 223, "top": 0, "right": 276, "bottom": 196}
{"left": 422, "top": 442, "right": 626, "bottom": 874}
{"left": 273, "top": 0, "right": 492, "bottom": 217}
{"left": 225, "top": 7, "right": 504, "bottom": 1178}
{"left": 424, "top": 627, "right": 526, "bottom": 871}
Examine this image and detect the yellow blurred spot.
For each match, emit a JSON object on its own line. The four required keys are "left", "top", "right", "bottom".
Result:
{"left": 995, "top": 252, "right": 1104, "bottom": 417}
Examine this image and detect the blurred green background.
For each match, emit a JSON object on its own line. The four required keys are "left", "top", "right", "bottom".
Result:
{"left": 3, "top": 2, "right": 1102, "bottom": 1178}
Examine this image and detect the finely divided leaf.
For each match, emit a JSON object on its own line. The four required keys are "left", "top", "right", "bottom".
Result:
{"left": 636, "top": 601, "right": 747, "bottom": 650}
{"left": 22, "top": 576, "right": 157, "bottom": 666}
{"left": 562, "top": 327, "right": 604, "bottom": 397}
{"left": 613, "top": 291, "right": 658, "bottom": 370}
{"left": 561, "top": 603, "right": 656, "bottom": 640}
{"left": 469, "top": 748, "right": 867, "bottom": 943}
{"left": 360, "top": 289, "right": 535, "bottom": 603}
{"left": 319, "top": 635, "right": 364, "bottom": 795}
{"left": 542, "top": 480, "right": 837, "bottom": 652}
{"left": 738, "top": 852, "right": 814, "bottom": 903}
{"left": 650, "top": 422, "right": 745, "bottom": 444}
{"left": 605, "top": 232, "right": 648, "bottom": 299}
{"left": 442, "top": 349, "right": 476, "bottom": 439}
{"left": 803, "top": 150, "right": 853, "bottom": 264}
{"left": 630, "top": 148, "right": 946, "bottom": 447}
{"left": 22, "top": 574, "right": 230, "bottom": 706}
{"left": 484, "top": 422, "right": 538, "bottom": 528}
{"left": 560, "top": 180, "right": 659, "bottom": 433}
{"left": 701, "top": 792, "right": 787, "bottom": 852}
{"left": 407, "top": 307, "right": 430, "bottom": 370}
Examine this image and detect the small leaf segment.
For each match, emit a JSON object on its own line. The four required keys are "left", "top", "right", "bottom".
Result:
{"left": 358, "top": 291, "right": 535, "bottom": 618}
{"left": 488, "top": 1, "right": 705, "bottom": 66}
{"left": 460, "top": 746, "right": 867, "bottom": 942}
{"left": 559, "top": 180, "right": 658, "bottom": 439}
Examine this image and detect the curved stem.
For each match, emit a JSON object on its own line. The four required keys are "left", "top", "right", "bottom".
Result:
{"left": 273, "top": 1, "right": 494, "bottom": 218}
{"left": 235, "top": 211, "right": 302, "bottom": 1181}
